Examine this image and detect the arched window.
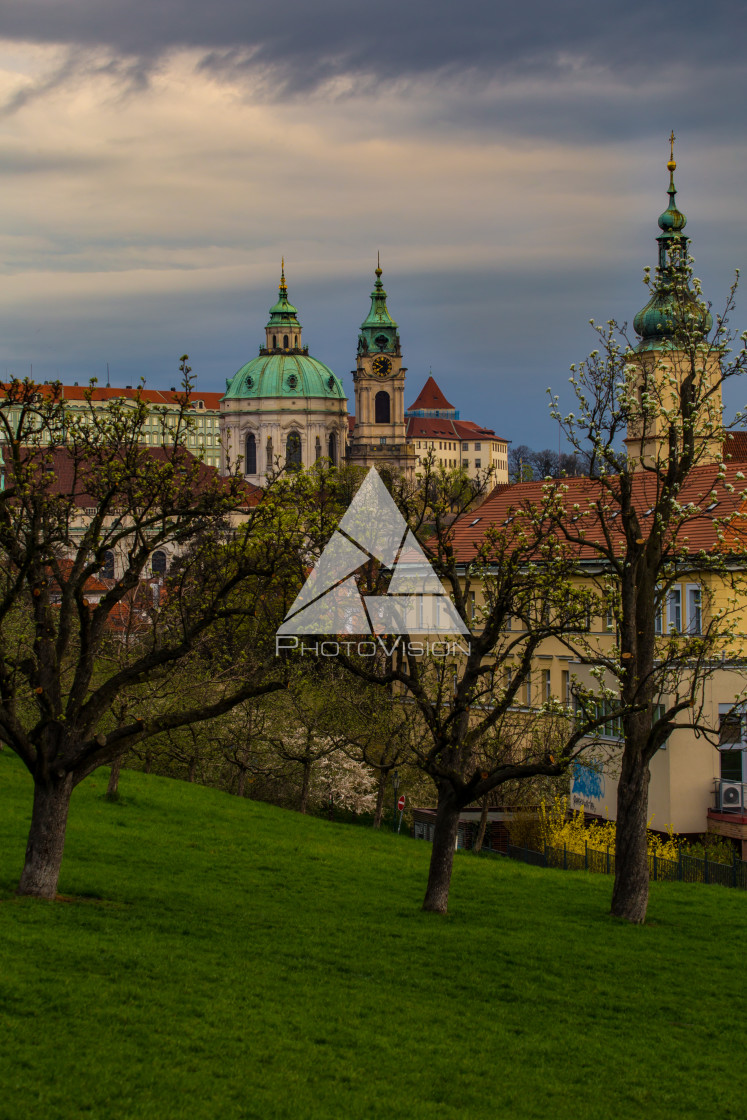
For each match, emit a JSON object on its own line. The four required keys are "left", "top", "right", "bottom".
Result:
{"left": 152, "top": 550, "right": 167, "bottom": 577}
{"left": 286, "top": 431, "right": 302, "bottom": 471}
{"left": 375, "top": 391, "right": 390, "bottom": 424}
{"left": 272, "top": 334, "right": 277, "bottom": 349}
{"left": 100, "top": 550, "right": 114, "bottom": 579}
{"left": 245, "top": 432, "right": 256, "bottom": 474}
{"left": 294, "top": 334, "right": 298, "bottom": 347}
{"left": 315, "top": 436, "right": 321, "bottom": 461}
{"left": 328, "top": 432, "right": 337, "bottom": 466}
{"left": 283, "top": 334, "right": 289, "bottom": 349}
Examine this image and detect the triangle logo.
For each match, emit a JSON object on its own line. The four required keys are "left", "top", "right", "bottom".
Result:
{"left": 277, "top": 468, "right": 470, "bottom": 636}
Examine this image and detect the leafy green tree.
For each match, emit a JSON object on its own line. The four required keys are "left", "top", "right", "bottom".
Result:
{"left": 551, "top": 175, "right": 747, "bottom": 922}
{"left": 0, "top": 367, "right": 299, "bottom": 898}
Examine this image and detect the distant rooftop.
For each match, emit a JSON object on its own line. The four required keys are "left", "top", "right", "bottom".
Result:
{"left": 406, "top": 376, "right": 458, "bottom": 418}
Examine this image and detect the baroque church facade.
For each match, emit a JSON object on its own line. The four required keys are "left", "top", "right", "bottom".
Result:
{"left": 219, "top": 260, "right": 504, "bottom": 485}
{"left": 220, "top": 265, "right": 348, "bottom": 487}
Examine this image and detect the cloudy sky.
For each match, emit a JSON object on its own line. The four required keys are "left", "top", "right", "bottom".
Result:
{"left": 0, "top": 0, "right": 745, "bottom": 447}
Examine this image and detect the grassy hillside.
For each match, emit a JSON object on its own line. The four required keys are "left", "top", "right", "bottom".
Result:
{"left": 0, "top": 750, "right": 743, "bottom": 1120}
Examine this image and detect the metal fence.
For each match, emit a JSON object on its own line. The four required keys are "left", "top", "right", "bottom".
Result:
{"left": 503, "top": 842, "right": 747, "bottom": 890}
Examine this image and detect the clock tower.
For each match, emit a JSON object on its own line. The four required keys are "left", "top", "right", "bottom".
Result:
{"left": 347, "top": 260, "right": 416, "bottom": 482}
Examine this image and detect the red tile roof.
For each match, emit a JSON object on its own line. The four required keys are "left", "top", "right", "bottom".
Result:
{"left": 451, "top": 463, "right": 747, "bottom": 562}
{"left": 11, "top": 445, "right": 261, "bottom": 508}
{"left": 0, "top": 384, "right": 223, "bottom": 410}
{"left": 406, "top": 417, "right": 506, "bottom": 442}
{"left": 723, "top": 432, "right": 747, "bottom": 462}
{"left": 407, "top": 376, "right": 456, "bottom": 412}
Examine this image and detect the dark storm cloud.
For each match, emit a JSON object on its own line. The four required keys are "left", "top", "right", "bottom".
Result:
{"left": 0, "top": 0, "right": 744, "bottom": 100}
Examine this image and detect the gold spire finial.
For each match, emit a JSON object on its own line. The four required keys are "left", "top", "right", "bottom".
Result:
{"left": 667, "top": 130, "right": 676, "bottom": 173}
{"left": 375, "top": 250, "right": 382, "bottom": 279}
{"left": 279, "top": 257, "right": 286, "bottom": 292}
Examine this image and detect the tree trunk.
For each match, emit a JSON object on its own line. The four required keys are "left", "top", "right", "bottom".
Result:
{"left": 188, "top": 755, "right": 197, "bottom": 783}
{"left": 372, "top": 768, "right": 389, "bottom": 829}
{"left": 144, "top": 751, "right": 152, "bottom": 774}
{"left": 237, "top": 769, "right": 246, "bottom": 798}
{"left": 106, "top": 758, "right": 122, "bottom": 798}
{"left": 422, "top": 788, "right": 461, "bottom": 914}
{"left": 473, "top": 794, "right": 490, "bottom": 853}
{"left": 16, "top": 773, "right": 74, "bottom": 899}
{"left": 611, "top": 747, "right": 651, "bottom": 923}
{"left": 299, "top": 758, "right": 312, "bottom": 814}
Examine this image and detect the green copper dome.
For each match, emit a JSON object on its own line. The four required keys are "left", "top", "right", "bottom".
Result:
{"left": 357, "top": 258, "right": 401, "bottom": 356}
{"left": 223, "top": 265, "right": 345, "bottom": 401}
{"left": 633, "top": 145, "right": 712, "bottom": 352}
{"left": 224, "top": 352, "right": 345, "bottom": 401}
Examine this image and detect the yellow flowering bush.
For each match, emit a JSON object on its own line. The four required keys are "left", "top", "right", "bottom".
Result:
{"left": 536, "top": 796, "right": 734, "bottom": 864}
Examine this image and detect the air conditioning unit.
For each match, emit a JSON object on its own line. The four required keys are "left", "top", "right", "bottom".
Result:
{"left": 721, "top": 782, "right": 744, "bottom": 810}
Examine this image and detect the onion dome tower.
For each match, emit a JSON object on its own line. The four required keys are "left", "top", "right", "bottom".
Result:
{"left": 347, "top": 258, "right": 416, "bottom": 483}
{"left": 626, "top": 136, "right": 722, "bottom": 467}
{"left": 220, "top": 263, "right": 348, "bottom": 484}
{"left": 633, "top": 137, "right": 713, "bottom": 351}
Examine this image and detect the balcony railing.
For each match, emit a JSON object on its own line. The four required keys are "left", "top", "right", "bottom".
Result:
{"left": 713, "top": 779, "right": 747, "bottom": 814}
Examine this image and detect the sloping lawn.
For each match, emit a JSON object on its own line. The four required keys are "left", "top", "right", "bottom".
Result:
{"left": 0, "top": 750, "right": 743, "bottom": 1120}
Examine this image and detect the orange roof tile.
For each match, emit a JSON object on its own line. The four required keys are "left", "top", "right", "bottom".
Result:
{"left": 407, "top": 376, "right": 456, "bottom": 412}
{"left": 451, "top": 464, "right": 747, "bottom": 562}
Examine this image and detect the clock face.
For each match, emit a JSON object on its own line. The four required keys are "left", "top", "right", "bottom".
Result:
{"left": 372, "top": 355, "right": 393, "bottom": 378}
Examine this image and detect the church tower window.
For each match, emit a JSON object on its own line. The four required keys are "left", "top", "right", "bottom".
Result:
{"left": 245, "top": 432, "right": 256, "bottom": 474}
{"left": 375, "top": 391, "right": 390, "bottom": 424}
{"left": 286, "top": 431, "right": 302, "bottom": 470}
{"left": 328, "top": 432, "right": 337, "bottom": 466}
{"left": 283, "top": 334, "right": 289, "bottom": 349}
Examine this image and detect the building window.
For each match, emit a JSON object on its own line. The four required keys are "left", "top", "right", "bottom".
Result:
{"left": 463, "top": 460, "right": 469, "bottom": 468}
{"left": 283, "top": 334, "right": 289, "bottom": 348}
{"left": 667, "top": 587, "right": 682, "bottom": 632}
{"left": 100, "top": 550, "right": 114, "bottom": 579}
{"left": 464, "top": 443, "right": 469, "bottom": 451}
{"left": 475, "top": 459, "right": 481, "bottom": 468}
{"left": 315, "top": 436, "right": 321, "bottom": 461}
{"left": 655, "top": 587, "right": 664, "bottom": 635}
{"left": 525, "top": 674, "right": 532, "bottom": 707}
{"left": 543, "top": 669, "right": 552, "bottom": 701}
{"left": 286, "top": 431, "right": 302, "bottom": 471}
{"left": 468, "top": 591, "right": 476, "bottom": 622}
{"left": 328, "top": 431, "right": 337, "bottom": 467}
{"left": 562, "top": 669, "right": 571, "bottom": 706}
{"left": 475, "top": 442, "right": 481, "bottom": 451}
{"left": 245, "top": 432, "right": 256, "bottom": 474}
{"left": 687, "top": 585, "right": 702, "bottom": 634}
{"left": 375, "top": 391, "right": 390, "bottom": 424}
{"left": 152, "top": 550, "right": 167, "bottom": 576}
{"left": 272, "top": 334, "right": 276, "bottom": 348}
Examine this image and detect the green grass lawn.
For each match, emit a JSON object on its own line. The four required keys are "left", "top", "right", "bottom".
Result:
{"left": 0, "top": 749, "right": 744, "bottom": 1120}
